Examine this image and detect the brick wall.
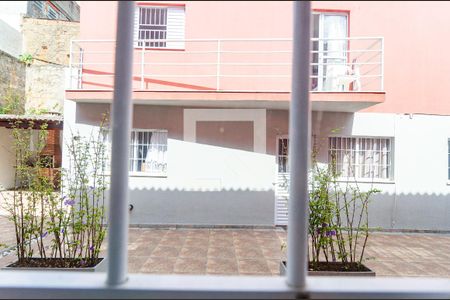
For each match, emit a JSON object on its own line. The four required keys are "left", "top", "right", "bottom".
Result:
{"left": 22, "top": 17, "right": 79, "bottom": 112}
{"left": 0, "top": 50, "right": 25, "bottom": 107}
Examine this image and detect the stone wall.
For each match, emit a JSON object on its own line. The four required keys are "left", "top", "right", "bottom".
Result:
{"left": 21, "top": 17, "right": 79, "bottom": 112}
{"left": 0, "top": 50, "right": 25, "bottom": 106}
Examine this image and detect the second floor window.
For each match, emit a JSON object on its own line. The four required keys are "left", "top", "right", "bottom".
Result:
{"left": 135, "top": 5, "right": 185, "bottom": 49}
{"left": 328, "top": 136, "right": 393, "bottom": 180}
{"left": 312, "top": 12, "right": 349, "bottom": 92}
{"left": 137, "top": 7, "right": 168, "bottom": 48}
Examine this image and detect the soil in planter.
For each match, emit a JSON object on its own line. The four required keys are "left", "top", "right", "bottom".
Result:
{"left": 9, "top": 258, "right": 102, "bottom": 269}
{"left": 308, "top": 262, "right": 372, "bottom": 272}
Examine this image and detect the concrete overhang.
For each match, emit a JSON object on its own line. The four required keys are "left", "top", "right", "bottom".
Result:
{"left": 65, "top": 90, "right": 385, "bottom": 112}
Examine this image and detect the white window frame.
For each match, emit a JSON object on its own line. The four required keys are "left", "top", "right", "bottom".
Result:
{"left": 3, "top": 3, "right": 450, "bottom": 299}
{"left": 134, "top": 4, "right": 185, "bottom": 49}
{"left": 104, "top": 129, "right": 168, "bottom": 177}
{"left": 135, "top": 6, "right": 168, "bottom": 48}
{"left": 328, "top": 136, "right": 394, "bottom": 183}
{"left": 311, "top": 11, "right": 349, "bottom": 92}
{"left": 129, "top": 129, "right": 167, "bottom": 177}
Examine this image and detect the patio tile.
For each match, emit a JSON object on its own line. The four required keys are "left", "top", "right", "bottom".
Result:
{"left": 207, "top": 246, "right": 236, "bottom": 259}
{"left": 267, "top": 259, "right": 282, "bottom": 275}
{"left": 235, "top": 247, "right": 264, "bottom": 259}
{"left": 238, "top": 259, "right": 270, "bottom": 274}
{"left": 184, "top": 238, "right": 210, "bottom": 248}
{"left": 174, "top": 257, "right": 207, "bottom": 274}
{"left": 129, "top": 256, "right": 150, "bottom": 273}
{"left": 151, "top": 246, "right": 181, "bottom": 258}
{"left": 261, "top": 247, "right": 283, "bottom": 259}
{"left": 159, "top": 237, "right": 185, "bottom": 247}
{"left": 209, "top": 238, "right": 235, "bottom": 248}
{"left": 179, "top": 246, "right": 208, "bottom": 258}
{"left": 140, "top": 257, "right": 177, "bottom": 274}
{"left": 207, "top": 258, "right": 238, "bottom": 274}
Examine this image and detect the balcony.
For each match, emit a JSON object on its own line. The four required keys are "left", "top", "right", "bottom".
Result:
{"left": 67, "top": 37, "right": 385, "bottom": 111}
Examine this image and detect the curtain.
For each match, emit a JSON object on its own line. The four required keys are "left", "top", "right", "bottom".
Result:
{"left": 145, "top": 131, "right": 167, "bottom": 174}
{"left": 322, "top": 15, "right": 348, "bottom": 91}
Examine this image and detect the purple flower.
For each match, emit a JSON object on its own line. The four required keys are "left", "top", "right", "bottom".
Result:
{"left": 89, "top": 186, "right": 95, "bottom": 190}
{"left": 41, "top": 232, "right": 48, "bottom": 238}
{"left": 60, "top": 228, "right": 65, "bottom": 234}
{"left": 322, "top": 223, "right": 328, "bottom": 228}
{"left": 326, "top": 230, "right": 336, "bottom": 237}
{"left": 64, "top": 198, "right": 75, "bottom": 206}
{"left": 89, "top": 245, "right": 95, "bottom": 251}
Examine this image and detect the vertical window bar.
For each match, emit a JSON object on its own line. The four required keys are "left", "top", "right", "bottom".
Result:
{"left": 286, "top": 1, "right": 311, "bottom": 291}
{"left": 106, "top": 1, "right": 134, "bottom": 286}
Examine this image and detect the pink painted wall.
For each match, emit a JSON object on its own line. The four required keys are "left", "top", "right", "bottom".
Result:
{"left": 77, "top": 1, "right": 450, "bottom": 115}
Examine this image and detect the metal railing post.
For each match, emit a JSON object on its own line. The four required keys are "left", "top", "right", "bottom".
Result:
{"left": 216, "top": 39, "right": 221, "bottom": 91}
{"left": 286, "top": 0, "right": 311, "bottom": 290}
{"left": 140, "top": 43, "right": 145, "bottom": 90}
{"left": 106, "top": 0, "right": 135, "bottom": 286}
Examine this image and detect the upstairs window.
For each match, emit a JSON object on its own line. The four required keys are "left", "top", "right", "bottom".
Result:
{"left": 134, "top": 5, "right": 185, "bottom": 49}
{"left": 312, "top": 12, "right": 349, "bottom": 91}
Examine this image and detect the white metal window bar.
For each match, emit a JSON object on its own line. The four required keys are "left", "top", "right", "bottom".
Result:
{"left": 2, "top": 2, "right": 450, "bottom": 299}
{"left": 137, "top": 7, "right": 168, "bottom": 48}
{"left": 277, "top": 136, "right": 290, "bottom": 173}
{"left": 328, "top": 136, "right": 392, "bottom": 180}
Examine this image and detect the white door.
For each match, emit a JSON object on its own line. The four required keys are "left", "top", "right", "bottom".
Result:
{"left": 275, "top": 136, "right": 289, "bottom": 225}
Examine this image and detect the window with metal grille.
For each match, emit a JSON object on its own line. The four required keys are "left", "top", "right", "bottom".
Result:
{"left": 129, "top": 130, "right": 168, "bottom": 175}
{"left": 277, "top": 136, "right": 289, "bottom": 173}
{"left": 328, "top": 136, "right": 393, "bottom": 180}
{"left": 137, "top": 7, "right": 168, "bottom": 48}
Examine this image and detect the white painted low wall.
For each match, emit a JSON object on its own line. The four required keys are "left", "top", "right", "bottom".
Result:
{"left": 0, "top": 128, "right": 15, "bottom": 189}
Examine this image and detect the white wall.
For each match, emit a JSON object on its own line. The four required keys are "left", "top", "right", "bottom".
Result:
{"left": 313, "top": 112, "right": 450, "bottom": 230}
{"left": 0, "top": 128, "right": 16, "bottom": 189}
{"left": 0, "top": 1, "right": 27, "bottom": 31}
{"left": 0, "top": 19, "right": 22, "bottom": 57}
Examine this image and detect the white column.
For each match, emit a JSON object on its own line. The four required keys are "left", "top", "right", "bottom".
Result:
{"left": 286, "top": 0, "right": 311, "bottom": 290}
{"left": 106, "top": 0, "right": 135, "bottom": 286}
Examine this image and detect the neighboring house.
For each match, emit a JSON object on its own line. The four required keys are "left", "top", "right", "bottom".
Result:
{"left": 0, "top": 1, "right": 79, "bottom": 189}
{"left": 64, "top": 1, "right": 450, "bottom": 231}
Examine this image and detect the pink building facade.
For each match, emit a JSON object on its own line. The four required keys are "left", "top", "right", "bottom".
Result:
{"left": 64, "top": 1, "right": 450, "bottom": 230}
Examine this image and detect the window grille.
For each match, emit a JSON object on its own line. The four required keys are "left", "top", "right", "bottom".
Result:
{"left": 328, "top": 136, "right": 392, "bottom": 180}
{"left": 129, "top": 130, "right": 168, "bottom": 175}
{"left": 277, "top": 137, "right": 290, "bottom": 173}
{"left": 137, "top": 7, "right": 168, "bottom": 48}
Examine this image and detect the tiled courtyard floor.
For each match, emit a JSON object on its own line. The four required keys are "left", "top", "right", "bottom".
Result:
{"left": 1, "top": 219, "right": 450, "bottom": 277}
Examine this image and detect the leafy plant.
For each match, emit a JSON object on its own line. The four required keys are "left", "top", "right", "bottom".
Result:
{"left": 1, "top": 115, "right": 109, "bottom": 265}
{"left": 18, "top": 54, "right": 33, "bottom": 66}
{"left": 0, "top": 88, "right": 25, "bottom": 115}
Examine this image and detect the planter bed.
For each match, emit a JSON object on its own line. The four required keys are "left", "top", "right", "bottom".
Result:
{"left": 280, "top": 261, "right": 375, "bottom": 276}
{"left": 3, "top": 258, "right": 107, "bottom": 272}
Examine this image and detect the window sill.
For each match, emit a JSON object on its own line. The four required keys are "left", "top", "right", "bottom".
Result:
{"left": 102, "top": 173, "right": 168, "bottom": 178}
{"left": 129, "top": 172, "right": 167, "bottom": 178}
{"left": 134, "top": 47, "right": 185, "bottom": 51}
{"left": 1, "top": 272, "right": 450, "bottom": 299}
{"left": 335, "top": 178, "right": 395, "bottom": 184}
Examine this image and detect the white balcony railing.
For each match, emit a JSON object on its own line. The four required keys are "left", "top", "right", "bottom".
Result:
{"left": 69, "top": 37, "right": 384, "bottom": 93}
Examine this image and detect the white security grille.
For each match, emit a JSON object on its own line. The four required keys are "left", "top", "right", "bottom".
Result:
{"left": 275, "top": 136, "right": 290, "bottom": 225}
{"left": 129, "top": 130, "right": 168, "bottom": 175}
{"left": 328, "top": 136, "right": 392, "bottom": 180}
{"left": 137, "top": 7, "right": 168, "bottom": 48}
